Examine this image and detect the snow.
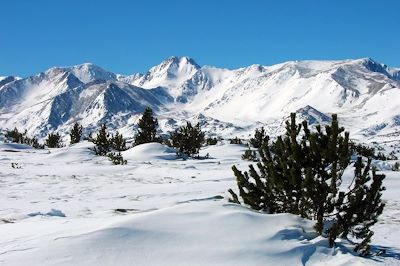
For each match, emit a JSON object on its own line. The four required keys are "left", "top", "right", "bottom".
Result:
{"left": 0, "top": 141, "right": 399, "bottom": 265}
{"left": 0, "top": 142, "right": 35, "bottom": 150}
{"left": 0, "top": 202, "right": 368, "bottom": 266}
{"left": 27, "top": 209, "right": 66, "bottom": 218}
{"left": 122, "top": 142, "right": 177, "bottom": 161}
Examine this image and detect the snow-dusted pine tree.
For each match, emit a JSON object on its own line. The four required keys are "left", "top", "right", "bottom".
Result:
{"left": 170, "top": 122, "right": 205, "bottom": 157}
{"left": 69, "top": 122, "right": 83, "bottom": 145}
{"left": 111, "top": 131, "right": 127, "bottom": 151}
{"left": 92, "top": 124, "right": 111, "bottom": 156}
{"left": 45, "top": 132, "right": 63, "bottom": 148}
{"left": 134, "top": 107, "right": 160, "bottom": 145}
{"left": 229, "top": 113, "right": 385, "bottom": 255}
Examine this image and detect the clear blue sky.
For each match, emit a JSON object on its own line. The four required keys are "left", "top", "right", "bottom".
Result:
{"left": 1, "top": 0, "right": 399, "bottom": 77}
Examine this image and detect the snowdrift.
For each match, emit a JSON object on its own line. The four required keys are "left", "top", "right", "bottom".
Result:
{"left": 1, "top": 201, "right": 375, "bottom": 266}
{"left": 122, "top": 143, "right": 177, "bottom": 161}
{"left": 1, "top": 142, "right": 399, "bottom": 265}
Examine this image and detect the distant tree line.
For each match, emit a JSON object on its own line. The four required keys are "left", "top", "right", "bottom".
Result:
{"left": 3, "top": 107, "right": 214, "bottom": 163}
{"left": 4, "top": 107, "right": 397, "bottom": 173}
{"left": 5, "top": 128, "right": 44, "bottom": 149}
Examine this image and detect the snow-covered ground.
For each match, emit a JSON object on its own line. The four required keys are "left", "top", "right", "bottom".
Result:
{"left": 0, "top": 142, "right": 399, "bottom": 265}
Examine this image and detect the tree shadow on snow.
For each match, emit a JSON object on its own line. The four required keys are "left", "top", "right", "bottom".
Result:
{"left": 368, "top": 245, "right": 400, "bottom": 262}
{"left": 270, "top": 227, "right": 400, "bottom": 265}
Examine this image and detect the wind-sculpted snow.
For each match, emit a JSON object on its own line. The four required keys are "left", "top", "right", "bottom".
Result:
{"left": 0, "top": 142, "right": 399, "bottom": 265}
{"left": 0, "top": 57, "right": 399, "bottom": 144}
{"left": 122, "top": 142, "right": 177, "bottom": 161}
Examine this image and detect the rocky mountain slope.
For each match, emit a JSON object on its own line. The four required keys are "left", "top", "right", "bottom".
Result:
{"left": 1, "top": 56, "right": 399, "bottom": 144}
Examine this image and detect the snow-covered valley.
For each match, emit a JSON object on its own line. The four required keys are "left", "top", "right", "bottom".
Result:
{"left": 0, "top": 141, "right": 399, "bottom": 265}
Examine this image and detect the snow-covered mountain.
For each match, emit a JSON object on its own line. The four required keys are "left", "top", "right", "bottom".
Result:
{"left": 129, "top": 56, "right": 201, "bottom": 102}
{"left": 1, "top": 57, "right": 399, "bottom": 144}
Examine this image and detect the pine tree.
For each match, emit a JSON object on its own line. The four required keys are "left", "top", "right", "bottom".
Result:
{"left": 5, "top": 128, "right": 44, "bottom": 149}
{"left": 206, "top": 137, "right": 218, "bottom": 146}
{"left": 241, "top": 146, "right": 257, "bottom": 161}
{"left": 70, "top": 122, "right": 83, "bottom": 145}
{"left": 45, "top": 132, "right": 63, "bottom": 148}
{"left": 6, "top": 127, "right": 24, "bottom": 143}
{"left": 170, "top": 122, "right": 205, "bottom": 157}
{"left": 329, "top": 157, "right": 385, "bottom": 255}
{"left": 230, "top": 137, "right": 242, "bottom": 144}
{"left": 287, "top": 114, "right": 351, "bottom": 233}
{"left": 134, "top": 107, "right": 160, "bottom": 145}
{"left": 92, "top": 124, "right": 111, "bottom": 156}
{"left": 111, "top": 131, "right": 127, "bottom": 151}
{"left": 26, "top": 136, "right": 43, "bottom": 149}
{"left": 107, "top": 151, "right": 127, "bottom": 165}
{"left": 91, "top": 125, "right": 128, "bottom": 164}
{"left": 249, "top": 127, "right": 268, "bottom": 148}
{"left": 229, "top": 113, "right": 385, "bottom": 255}
{"left": 392, "top": 161, "right": 400, "bottom": 171}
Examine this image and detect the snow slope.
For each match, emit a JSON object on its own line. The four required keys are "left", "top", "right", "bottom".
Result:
{"left": 0, "top": 142, "right": 399, "bottom": 265}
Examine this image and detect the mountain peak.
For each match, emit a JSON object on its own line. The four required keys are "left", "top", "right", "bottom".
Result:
{"left": 135, "top": 56, "right": 200, "bottom": 90}
{"left": 0, "top": 76, "right": 19, "bottom": 88}
{"left": 296, "top": 105, "right": 331, "bottom": 125}
{"left": 353, "top": 57, "right": 380, "bottom": 68}
{"left": 68, "top": 63, "right": 117, "bottom": 83}
{"left": 351, "top": 57, "right": 400, "bottom": 80}
{"left": 158, "top": 56, "right": 200, "bottom": 72}
{"left": 44, "top": 63, "right": 116, "bottom": 84}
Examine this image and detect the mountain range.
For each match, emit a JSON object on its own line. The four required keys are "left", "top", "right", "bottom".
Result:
{"left": 1, "top": 56, "right": 399, "bottom": 144}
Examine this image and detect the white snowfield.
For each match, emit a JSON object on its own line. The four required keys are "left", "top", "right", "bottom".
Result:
{"left": 0, "top": 142, "right": 399, "bottom": 265}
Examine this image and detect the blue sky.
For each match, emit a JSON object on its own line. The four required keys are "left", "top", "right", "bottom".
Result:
{"left": 1, "top": 0, "right": 399, "bottom": 77}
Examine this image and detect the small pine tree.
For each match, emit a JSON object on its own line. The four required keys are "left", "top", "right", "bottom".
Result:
{"left": 375, "top": 152, "right": 387, "bottom": 161}
{"left": 249, "top": 127, "right": 268, "bottom": 148}
{"left": 6, "top": 127, "right": 22, "bottom": 143}
{"left": 92, "top": 124, "right": 111, "bottom": 156}
{"left": 242, "top": 146, "right": 257, "bottom": 161}
{"left": 45, "top": 132, "right": 63, "bottom": 148}
{"left": 111, "top": 131, "right": 127, "bottom": 151}
{"left": 27, "top": 136, "right": 44, "bottom": 149}
{"left": 70, "top": 122, "right": 83, "bottom": 145}
{"left": 134, "top": 107, "right": 160, "bottom": 145}
{"left": 206, "top": 137, "right": 218, "bottom": 146}
{"left": 392, "top": 161, "right": 400, "bottom": 171}
{"left": 6, "top": 127, "right": 29, "bottom": 144}
{"left": 90, "top": 125, "right": 127, "bottom": 164}
{"left": 107, "top": 151, "right": 127, "bottom": 165}
{"left": 229, "top": 113, "right": 385, "bottom": 255}
{"left": 230, "top": 137, "right": 242, "bottom": 144}
{"left": 6, "top": 128, "right": 44, "bottom": 149}
{"left": 170, "top": 122, "right": 205, "bottom": 157}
